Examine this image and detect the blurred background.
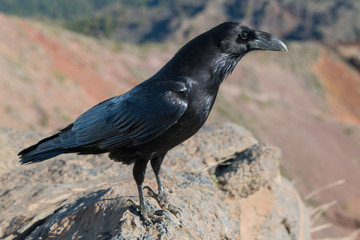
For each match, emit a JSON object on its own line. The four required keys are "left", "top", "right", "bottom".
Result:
{"left": 0, "top": 0, "right": 359, "bottom": 238}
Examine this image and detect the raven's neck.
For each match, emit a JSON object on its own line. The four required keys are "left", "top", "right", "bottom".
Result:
{"left": 154, "top": 32, "right": 242, "bottom": 89}
{"left": 157, "top": 52, "right": 241, "bottom": 89}
{"left": 211, "top": 54, "right": 241, "bottom": 85}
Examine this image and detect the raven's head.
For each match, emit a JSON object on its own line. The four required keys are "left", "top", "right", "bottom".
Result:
{"left": 207, "top": 22, "right": 287, "bottom": 83}
{"left": 159, "top": 22, "right": 287, "bottom": 84}
{"left": 217, "top": 22, "right": 287, "bottom": 57}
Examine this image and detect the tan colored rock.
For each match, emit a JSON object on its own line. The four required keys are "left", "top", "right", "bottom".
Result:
{"left": 0, "top": 122, "right": 310, "bottom": 239}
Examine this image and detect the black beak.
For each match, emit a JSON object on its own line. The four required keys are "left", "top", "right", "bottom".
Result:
{"left": 249, "top": 30, "right": 288, "bottom": 52}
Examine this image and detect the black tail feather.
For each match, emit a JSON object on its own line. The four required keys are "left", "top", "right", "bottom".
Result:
{"left": 18, "top": 124, "right": 74, "bottom": 164}
{"left": 19, "top": 150, "right": 65, "bottom": 164}
{"left": 18, "top": 133, "right": 59, "bottom": 156}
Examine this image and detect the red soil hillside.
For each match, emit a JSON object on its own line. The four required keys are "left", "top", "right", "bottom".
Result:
{"left": 314, "top": 49, "right": 360, "bottom": 125}
{"left": 19, "top": 20, "right": 118, "bottom": 103}
{"left": 0, "top": 14, "right": 173, "bottom": 134}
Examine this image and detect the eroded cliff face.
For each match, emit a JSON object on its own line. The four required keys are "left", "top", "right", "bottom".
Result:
{"left": 0, "top": 122, "right": 310, "bottom": 240}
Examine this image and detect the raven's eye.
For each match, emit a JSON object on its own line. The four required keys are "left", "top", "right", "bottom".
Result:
{"left": 240, "top": 31, "right": 248, "bottom": 40}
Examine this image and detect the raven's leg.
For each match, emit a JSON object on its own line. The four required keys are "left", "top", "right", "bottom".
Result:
{"left": 129, "top": 159, "right": 164, "bottom": 224}
{"left": 144, "top": 154, "right": 180, "bottom": 215}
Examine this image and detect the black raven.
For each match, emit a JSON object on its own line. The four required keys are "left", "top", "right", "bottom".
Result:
{"left": 19, "top": 22, "right": 287, "bottom": 223}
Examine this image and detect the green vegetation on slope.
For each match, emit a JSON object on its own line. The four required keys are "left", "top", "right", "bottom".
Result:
{"left": 0, "top": 1, "right": 359, "bottom": 42}
{"left": 0, "top": 0, "right": 195, "bottom": 20}
{"left": 0, "top": 0, "right": 95, "bottom": 20}
{"left": 0, "top": 0, "right": 206, "bottom": 39}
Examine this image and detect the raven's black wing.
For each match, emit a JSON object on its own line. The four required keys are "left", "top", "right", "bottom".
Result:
{"left": 72, "top": 80, "right": 188, "bottom": 149}
{"left": 18, "top": 80, "right": 188, "bottom": 163}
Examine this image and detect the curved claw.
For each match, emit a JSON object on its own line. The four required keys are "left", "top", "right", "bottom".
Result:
{"left": 144, "top": 186, "right": 158, "bottom": 198}
{"left": 144, "top": 186, "right": 181, "bottom": 216}
{"left": 127, "top": 198, "right": 165, "bottom": 224}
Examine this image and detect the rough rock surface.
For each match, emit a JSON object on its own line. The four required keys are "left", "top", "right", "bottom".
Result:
{"left": 0, "top": 122, "right": 310, "bottom": 240}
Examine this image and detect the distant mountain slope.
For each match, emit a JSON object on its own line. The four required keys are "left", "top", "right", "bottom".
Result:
{"left": 0, "top": 13, "right": 172, "bottom": 133}
{"left": 0, "top": 0, "right": 359, "bottom": 43}
{"left": 0, "top": 14, "right": 359, "bottom": 238}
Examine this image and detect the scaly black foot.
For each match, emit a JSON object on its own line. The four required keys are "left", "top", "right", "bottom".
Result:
{"left": 144, "top": 186, "right": 181, "bottom": 215}
{"left": 127, "top": 199, "right": 165, "bottom": 224}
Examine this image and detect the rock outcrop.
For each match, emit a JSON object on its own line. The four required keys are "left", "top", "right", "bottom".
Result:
{"left": 0, "top": 122, "right": 310, "bottom": 240}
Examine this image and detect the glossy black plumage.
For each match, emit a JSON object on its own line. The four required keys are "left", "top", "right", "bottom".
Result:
{"left": 19, "top": 22, "right": 287, "bottom": 223}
